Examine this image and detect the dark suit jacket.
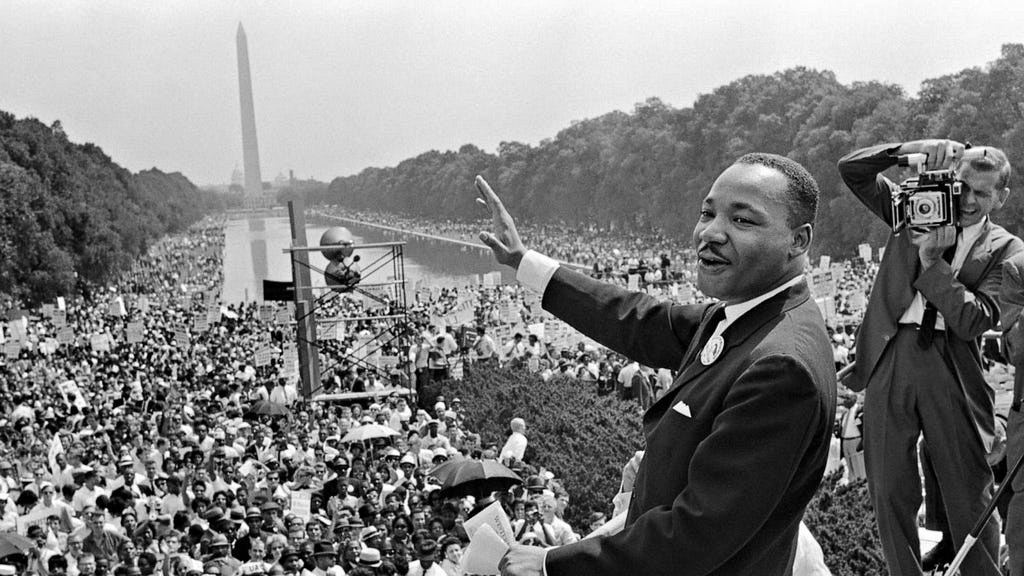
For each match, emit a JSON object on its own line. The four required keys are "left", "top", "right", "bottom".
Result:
{"left": 838, "top": 144, "right": 1024, "bottom": 450}
{"left": 999, "top": 254, "right": 1024, "bottom": 491}
{"left": 540, "top": 267, "right": 836, "bottom": 576}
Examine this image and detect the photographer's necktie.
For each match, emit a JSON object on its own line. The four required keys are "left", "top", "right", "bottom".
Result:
{"left": 917, "top": 233, "right": 959, "bottom": 348}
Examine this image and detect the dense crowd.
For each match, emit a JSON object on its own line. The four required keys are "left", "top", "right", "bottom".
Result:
{"left": 0, "top": 212, "right": 888, "bottom": 576}
{"left": 0, "top": 219, "right": 604, "bottom": 576}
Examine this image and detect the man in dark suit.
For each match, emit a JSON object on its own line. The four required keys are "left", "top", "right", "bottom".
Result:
{"left": 839, "top": 140, "right": 1023, "bottom": 576}
{"left": 997, "top": 252, "right": 1024, "bottom": 574}
{"left": 478, "top": 153, "right": 837, "bottom": 576}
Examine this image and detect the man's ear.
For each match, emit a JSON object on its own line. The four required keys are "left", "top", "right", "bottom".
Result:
{"left": 997, "top": 187, "right": 1011, "bottom": 210}
{"left": 790, "top": 224, "right": 813, "bottom": 258}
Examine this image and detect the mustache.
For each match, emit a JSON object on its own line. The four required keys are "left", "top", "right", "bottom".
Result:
{"left": 697, "top": 245, "right": 728, "bottom": 261}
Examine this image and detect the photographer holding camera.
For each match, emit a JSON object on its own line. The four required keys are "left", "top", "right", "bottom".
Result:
{"left": 838, "top": 139, "right": 1023, "bottom": 576}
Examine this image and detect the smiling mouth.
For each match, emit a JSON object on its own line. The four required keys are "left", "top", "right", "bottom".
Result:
{"left": 698, "top": 251, "right": 730, "bottom": 268}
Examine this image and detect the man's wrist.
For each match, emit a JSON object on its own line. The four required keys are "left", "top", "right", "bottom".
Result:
{"left": 508, "top": 249, "right": 526, "bottom": 271}
{"left": 516, "top": 251, "right": 560, "bottom": 294}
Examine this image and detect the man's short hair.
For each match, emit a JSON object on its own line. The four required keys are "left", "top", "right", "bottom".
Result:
{"left": 734, "top": 153, "right": 820, "bottom": 228}
{"left": 959, "top": 146, "right": 1012, "bottom": 189}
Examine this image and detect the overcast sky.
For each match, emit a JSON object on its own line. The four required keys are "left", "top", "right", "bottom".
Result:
{"left": 2, "top": 0, "right": 1023, "bottom": 186}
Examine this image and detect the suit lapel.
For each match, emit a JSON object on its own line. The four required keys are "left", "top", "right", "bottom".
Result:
{"left": 957, "top": 222, "right": 992, "bottom": 288}
{"left": 648, "top": 282, "right": 811, "bottom": 418}
{"left": 677, "top": 303, "right": 725, "bottom": 370}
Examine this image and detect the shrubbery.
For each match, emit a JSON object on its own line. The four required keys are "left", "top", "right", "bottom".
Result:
{"left": 438, "top": 365, "right": 888, "bottom": 573}
{"left": 435, "top": 364, "right": 644, "bottom": 531}
{"left": 804, "top": 473, "right": 888, "bottom": 575}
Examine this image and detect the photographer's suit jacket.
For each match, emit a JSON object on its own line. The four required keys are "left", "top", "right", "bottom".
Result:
{"left": 838, "top": 144, "right": 1024, "bottom": 451}
{"left": 539, "top": 267, "right": 836, "bottom": 576}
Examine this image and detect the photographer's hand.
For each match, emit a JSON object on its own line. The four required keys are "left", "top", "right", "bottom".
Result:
{"left": 910, "top": 225, "right": 957, "bottom": 269}
{"left": 899, "top": 139, "right": 965, "bottom": 170}
{"left": 475, "top": 175, "right": 527, "bottom": 270}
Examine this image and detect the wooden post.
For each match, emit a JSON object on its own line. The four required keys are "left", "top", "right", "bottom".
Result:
{"left": 288, "top": 200, "right": 320, "bottom": 399}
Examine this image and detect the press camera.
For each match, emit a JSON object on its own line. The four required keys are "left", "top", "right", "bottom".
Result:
{"left": 888, "top": 147, "right": 987, "bottom": 234}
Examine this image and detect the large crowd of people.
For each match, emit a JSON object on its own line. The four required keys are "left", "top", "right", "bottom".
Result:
{"left": 0, "top": 217, "right": 641, "bottom": 576}
{"left": 0, "top": 202, "right": 964, "bottom": 576}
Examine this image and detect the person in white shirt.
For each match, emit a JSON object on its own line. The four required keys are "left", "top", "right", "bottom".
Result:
{"left": 502, "top": 333, "right": 527, "bottom": 363}
{"left": 499, "top": 418, "right": 528, "bottom": 464}
{"left": 72, "top": 470, "right": 107, "bottom": 513}
{"left": 537, "top": 494, "right": 578, "bottom": 547}
{"left": 616, "top": 361, "right": 639, "bottom": 401}
{"left": 406, "top": 539, "right": 445, "bottom": 576}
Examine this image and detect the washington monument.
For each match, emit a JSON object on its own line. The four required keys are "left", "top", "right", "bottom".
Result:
{"left": 236, "top": 23, "right": 263, "bottom": 199}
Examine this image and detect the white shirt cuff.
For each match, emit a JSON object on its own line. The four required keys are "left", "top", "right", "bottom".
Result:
{"left": 516, "top": 250, "right": 560, "bottom": 294}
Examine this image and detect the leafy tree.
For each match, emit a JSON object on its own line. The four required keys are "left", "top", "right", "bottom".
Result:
{"left": 0, "top": 110, "right": 221, "bottom": 305}
{"left": 324, "top": 45, "right": 1024, "bottom": 258}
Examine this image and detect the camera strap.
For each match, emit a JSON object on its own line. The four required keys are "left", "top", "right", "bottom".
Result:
{"left": 917, "top": 236, "right": 959, "bottom": 348}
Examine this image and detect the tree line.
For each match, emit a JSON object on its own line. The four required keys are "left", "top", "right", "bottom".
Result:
{"left": 321, "top": 43, "right": 1024, "bottom": 259}
{"left": 0, "top": 111, "right": 233, "bottom": 306}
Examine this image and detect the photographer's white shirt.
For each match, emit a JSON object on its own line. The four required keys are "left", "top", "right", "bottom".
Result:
{"left": 898, "top": 217, "right": 986, "bottom": 330}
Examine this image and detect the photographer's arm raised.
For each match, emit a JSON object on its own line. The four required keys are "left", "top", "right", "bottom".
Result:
{"left": 896, "top": 139, "right": 965, "bottom": 171}
{"left": 837, "top": 139, "right": 965, "bottom": 225}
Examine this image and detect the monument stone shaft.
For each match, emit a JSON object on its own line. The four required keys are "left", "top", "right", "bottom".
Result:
{"left": 236, "top": 23, "right": 263, "bottom": 198}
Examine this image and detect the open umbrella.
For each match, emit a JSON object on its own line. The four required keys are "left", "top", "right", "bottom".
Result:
{"left": 434, "top": 459, "right": 523, "bottom": 499}
{"left": 427, "top": 459, "right": 462, "bottom": 484}
{"left": 0, "top": 532, "right": 33, "bottom": 558}
{"left": 340, "top": 424, "right": 400, "bottom": 443}
{"left": 247, "top": 400, "right": 291, "bottom": 418}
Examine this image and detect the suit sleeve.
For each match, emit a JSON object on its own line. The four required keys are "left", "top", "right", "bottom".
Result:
{"left": 545, "top": 353, "right": 828, "bottom": 576}
{"left": 837, "top": 143, "right": 904, "bottom": 226}
{"left": 916, "top": 235, "right": 1024, "bottom": 340}
{"left": 541, "top": 266, "right": 703, "bottom": 370}
{"left": 1001, "top": 253, "right": 1024, "bottom": 366}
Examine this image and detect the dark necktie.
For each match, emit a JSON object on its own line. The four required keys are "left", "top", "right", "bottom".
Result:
{"left": 918, "top": 233, "right": 959, "bottom": 348}
{"left": 682, "top": 304, "right": 727, "bottom": 369}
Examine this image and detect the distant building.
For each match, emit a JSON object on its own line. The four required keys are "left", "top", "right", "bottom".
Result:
{"left": 230, "top": 165, "right": 244, "bottom": 188}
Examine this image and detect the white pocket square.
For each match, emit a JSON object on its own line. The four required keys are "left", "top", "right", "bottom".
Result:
{"left": 672, "top": 401, "right": 692, "bottom": 418}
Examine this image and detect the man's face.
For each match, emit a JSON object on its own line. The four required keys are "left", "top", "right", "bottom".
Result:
{"left": 88, "top": 510, "right": 105, "bottom": 531}
{"left": 957, "top": 165, "right": 1009, "bottom": 227}
{"left": 79, "top": 558, "right": 96, "bottom": 576}
{"left": 411, "top": 511, "right": 426, "bottom": 530}
{"left": 692, "top": 163, "right": 802, "bottom": 303}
